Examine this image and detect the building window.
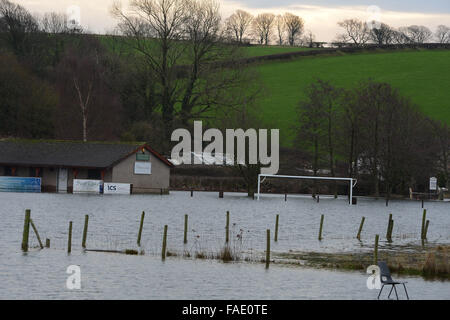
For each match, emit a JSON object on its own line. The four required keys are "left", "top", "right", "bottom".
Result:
{"left": 29, "top": 167, "right": 43, "bottom": 177}
{"left": 88, "top": 169, "right": 101, "bottom": 180}
{"left": 4, "top": 167, "right": 12, "bottom": 176}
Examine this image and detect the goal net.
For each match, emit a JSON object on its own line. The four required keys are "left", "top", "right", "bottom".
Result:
{"left": 256, "top": 174, "right": 357, "bottom": 204}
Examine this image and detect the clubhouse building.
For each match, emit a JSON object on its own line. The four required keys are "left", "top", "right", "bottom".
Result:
{"left": 0, "top": 140, "right": 173, "bottom": 194}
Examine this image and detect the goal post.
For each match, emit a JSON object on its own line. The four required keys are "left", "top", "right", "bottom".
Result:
{"left": 257, "top": 174, "right": 358, "bottom": 205}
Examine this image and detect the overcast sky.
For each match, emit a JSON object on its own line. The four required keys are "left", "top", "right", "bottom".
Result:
{"left": 16, "top": 0, "right": 450, "bottom": 41}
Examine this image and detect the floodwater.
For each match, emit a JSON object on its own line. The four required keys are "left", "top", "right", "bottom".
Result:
{"left": 0, "top": 191, "right": 449, "bottom": 300}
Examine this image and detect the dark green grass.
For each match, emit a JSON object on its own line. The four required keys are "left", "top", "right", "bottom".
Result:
{"left": 254, "top": 49, "right": 450, "bottom": 145}
{"left": 243, "top": 45, "right": 321, "bottom": 57}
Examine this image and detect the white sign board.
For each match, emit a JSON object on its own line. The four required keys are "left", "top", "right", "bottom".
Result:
{"left": 73, "top": 179, "right": 103, "bottom": 194}
{"left": 104, "top": 183, "right": 131, "bottom": 195}
{"left": 134, "top": 162, "right": 151, "bottom": 175}
{"left": 429, "top": 177, "right": 438, "bottom": 191}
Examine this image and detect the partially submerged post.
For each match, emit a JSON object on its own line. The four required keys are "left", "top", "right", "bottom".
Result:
{"left": 386, "top": 214, "right": 393, "bottom": 239}
{"left": 421, "top": 209, "right": 427, "bottom": 240}
{"left": 318, "top": 214, "right": 324, "bottom": 241}
{"left": 68, "top": 221, "right": 72, "bottom": 254}
{"left": 137, "top": 211, "right": 145, "bottom": 246}
{"left": 162, "top": 225, "right": 168, "bottom": 260}
{"left": 285, "top": 193, "right": 287, "bottom": 202}
{"left": 21, "top": 209, "right": 31, "bottom": 252}
{"left": 82, "top": 215, "right": 89, "bottom": 249}
{"left": 317, "top": 195, "right": 320, "bottom": 203}
{"left": 45, "top": 238, "right": 50, "bottom": 248}
{"left": 190, "top": 190, "right": 193, "bottom": 197}
{"left": 30, "top": 219, "right": 43, "bottom": 249}
{"left": 388, "top": 220, "right": 394, "bottom": 243}
{"left": 184, "top": 214, "right": 188, "bottom": 244}
{"left": 266, "top": 229, "right": 270, "bottom": 269}
{"left": 226, "top": 211, "right": 230, "bottom": 243}
{"left": 274, "top": 214, "right": 279, "bottom": 242}
{"left": 424, "top": 220, "right": 430, "bottom": 240}
{"left": 374, "top": 234, "right": 379, "bottom": 265}
{"left": 356, "top": 217, "right": 365, "bottom": 240}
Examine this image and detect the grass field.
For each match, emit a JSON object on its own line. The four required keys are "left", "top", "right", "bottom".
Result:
{"left": 253, "top": 49, "right": 450, "bottom": 145}
{"left": 243, "top": 45, "right": 320, "bottom": 57}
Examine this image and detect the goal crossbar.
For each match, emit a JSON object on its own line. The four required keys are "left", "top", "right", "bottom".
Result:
{"left": 257, "top": 174, "right": 357, "bottom": 205}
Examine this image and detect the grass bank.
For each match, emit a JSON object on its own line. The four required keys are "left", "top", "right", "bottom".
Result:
{"left": 273, "top": 245, "right": 450, "bottom": 280}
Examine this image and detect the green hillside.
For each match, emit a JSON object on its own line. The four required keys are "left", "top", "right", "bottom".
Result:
{"left": 252, "top": 49, "right": 450, "bottom": 146}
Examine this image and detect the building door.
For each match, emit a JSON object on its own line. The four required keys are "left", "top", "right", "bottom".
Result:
{"left": 57, "top": 168, "right": 68, "bottom": 193}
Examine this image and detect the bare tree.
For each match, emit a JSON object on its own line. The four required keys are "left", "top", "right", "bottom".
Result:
{"left": 275, "top": 14, "right": 285, "bottom": 45}
{"left": 302, "top": 30, "right": 315, "bottom": 47}
{"left": 0, "top": 0, "right": 39, "bottom": 56}
{"left": 284, "top": 13, "right": 304, "bottom": 46}
{"left": 112, "top": 0, "right": 188, "bottom": 142}
{"left": 402, "top": 25, "right": 433, "bottom": 43}
{"left": 392, "top": 27, "right": 411, "bottom": 44}
{"left": 369, "top": 23, "right": 394, "bottom": 45}
{"left": 40, "top": 12, "right": 67, "bottom": 33}
{"left": 337, "top": 19, "right": 370, "bottom": 46}
{"left": 435, "top": 25, "right": 450, "bottom": 44}
{"left": 252, "top": 13, "right": 275, "bottom": 45}
{"left": 225, "top": 9, "right": 253, "bottom": 43}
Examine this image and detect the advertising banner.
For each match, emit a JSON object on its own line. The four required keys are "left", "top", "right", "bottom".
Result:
{"left": 104, "top": 183, "right": 131, "bottom": 195}
{"left": 0, "top": 177, "right": 41, "bottom": 193}
{"left": 73, "top": 179, "right": 103, "bottom": 194}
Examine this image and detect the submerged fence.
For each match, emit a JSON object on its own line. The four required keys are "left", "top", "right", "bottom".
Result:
{"left": 20, "top": 193, "right": 438, "bottom": 269}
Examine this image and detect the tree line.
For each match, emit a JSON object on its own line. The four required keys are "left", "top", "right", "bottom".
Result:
{"left": 296, "top": 79, "right": 450, "bottom": 197}
{"left": 1, "top": 0, "right": 449, "bottom": 195}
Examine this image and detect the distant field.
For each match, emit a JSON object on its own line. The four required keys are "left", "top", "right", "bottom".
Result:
{"left": 253, "top": 49, "right": 450, "bottom": 146}
{"left": 243, "top": 45, "right": 320, "bottom": 57}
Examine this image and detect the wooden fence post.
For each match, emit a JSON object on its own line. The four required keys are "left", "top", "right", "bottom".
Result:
{"left": 318, "top": 214, "right": 324, "bottom": 241}
{"left": 357, "top": 217, "right": 365, "bottom": 240}
{"left": 30, "top": 219, "right": 43, "bottom": 249}
{"left": 266, "top": 229, "right": 270, "bottom": 269}
{"left": 374, "top": 234, "right": 379, "bottom": 265}
{"left": 21, "top": 209, "right": 31, "bottom": 252}
{"left": 184, "top": 214, "right": 188, "bottom": 244}
{"left": 424, "top": 220, "right": 430, "bottom": 240}
{"left": 274, "top": 214, "right": 279, "bottom": 242}
{"left": 162, "top": 225, "right": 168, "bottom": 260}
{"left": 68, "top": 221, "right": 72, "bottom": 254}
{"left": 421, "top": 209, "right": 427, "bottom": 240}
{"left": 226, "top": 211, "right": 230, "bottom": 243}
{"left": 386, "top": 214, "right": 392, "bottom": 239}
{"left": 137, "top": 211, "right": 145, "bottom": 246}
{"left": 45, "top": 238, "right": 50, "bottom": 248}
{"left": 82, "top": 215, "right": 89, "bottom": 249}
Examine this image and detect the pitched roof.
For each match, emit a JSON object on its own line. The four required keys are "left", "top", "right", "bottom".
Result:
{"left": 0, "top": 140, "right": 173, "bottom": 169}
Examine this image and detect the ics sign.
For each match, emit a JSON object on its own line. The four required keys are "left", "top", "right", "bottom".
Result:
{"left": 104, "top": 183, "right": 131, "bottom": 195}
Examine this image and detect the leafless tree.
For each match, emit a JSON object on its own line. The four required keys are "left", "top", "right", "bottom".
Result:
{"left": 275, "top": 14, "right": 285, "bottom": 45}
{"left": 369, "top": 23, "right": 394, "bottom": 45}
{"left": 225, "top": 9, "right": 253, "bottom": 43}
{"left": 252, "top": 13, "right": 275, "bottom": 45}
{"left": 402, "top": 25, "right": 433, "bottom": 43}
{"left": 435, "top": 25, "right": 450, "bottom": 44}
{"left": 337, "top": 19, "right": 370, "bottom": 46}
{"left": 112, "top": 0, "right": 189, "bottom": 142}
{"left": 302, "top": 30, "right": 315, "bottom": 47}
{"left": 40, "top": 12, "right": 68, "bottom": 34}
{"left": 284, "top": 13, "right": 304, "bottom": 46}
{"left": 0, "top": 0, "right": 39, "bottom": 55}
{"left": 392, "top": 27, "right": 411, "bottom": 44}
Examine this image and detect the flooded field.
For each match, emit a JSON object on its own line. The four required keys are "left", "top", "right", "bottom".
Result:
{"left": 0, "top": 191, "right": 449, "bottom": 299}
